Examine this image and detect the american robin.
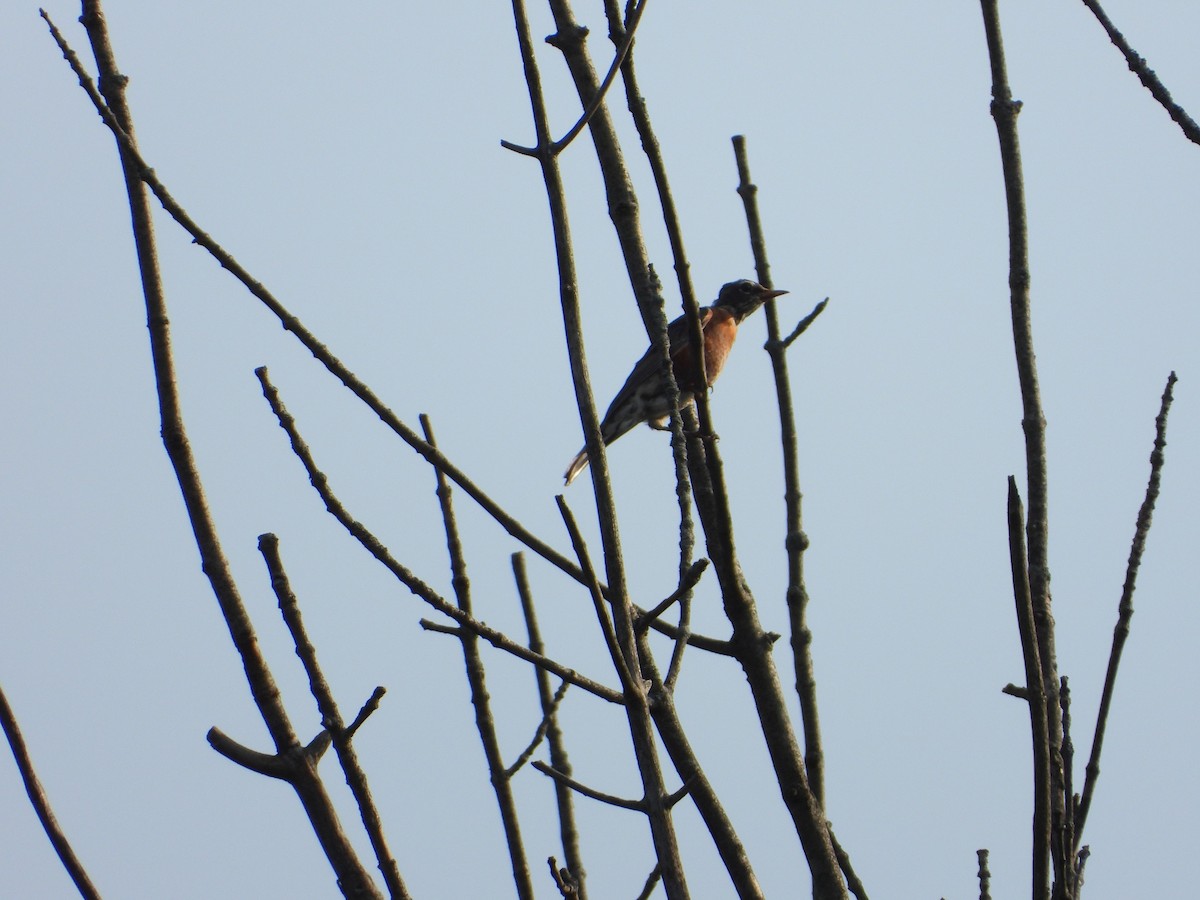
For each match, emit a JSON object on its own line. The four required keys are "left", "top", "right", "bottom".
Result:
{"left": 564, "top": 279, "right": 787, "bottom": 484}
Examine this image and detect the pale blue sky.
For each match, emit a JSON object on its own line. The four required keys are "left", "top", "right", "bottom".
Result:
{"left": 3, "top": 2, "right": 1197, "bottom": 897}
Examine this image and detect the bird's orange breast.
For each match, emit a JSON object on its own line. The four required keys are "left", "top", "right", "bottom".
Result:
{"left": 672, "top": 307, "right": 739, "bottom": 392}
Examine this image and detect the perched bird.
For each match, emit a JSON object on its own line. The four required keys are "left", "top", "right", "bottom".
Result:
{"left": 564, "top": 279, "right": 787, "bottom": 484}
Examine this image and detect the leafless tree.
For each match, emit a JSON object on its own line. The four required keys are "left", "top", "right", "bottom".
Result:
{"left": 4, "top": 1, "right": 1185, "bottom": 898}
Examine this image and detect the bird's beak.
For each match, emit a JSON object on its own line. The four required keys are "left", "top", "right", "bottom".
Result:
{"left": 763, "top": 289, "right": 788, "bottom": 301}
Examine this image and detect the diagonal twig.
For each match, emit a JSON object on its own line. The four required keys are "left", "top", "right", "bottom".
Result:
{"left": 39, "top": 9, "right": 734, "bottom": 658}
{"left": 1074, "top": 372, "right": 1178, "bottom": 846}
{"left": 255, "top": 366, "right": 623, "bottom": 704}
{"left": 0, "top": 683, "right": 102, "bottom": 900}
{"left": 1077, "top": 0, "right": 1200, "bottom": 145}
{"left": 259, "top": 534, "right": 409, "bottom": 900}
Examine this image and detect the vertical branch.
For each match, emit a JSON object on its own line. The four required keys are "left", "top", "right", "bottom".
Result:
{"left": 506, "top": 2, "right": 687, "bottom": 895}
{"left": 731, "top": 134, "right": 825, "bottom": 808}
{"left": 0, "top": 683, "right": 102, "bottom": 900}
{"left": 601, "top": 0, "right": 699, "bottom": 580}
{"left": 544, "top": 5, "right": 844, "bottom": 893}
{"left": 512, "top": 553, "right": 588, "bottom": 900}
{"left": 979, "top": 4, "right": 1064, "bottom": 895}
{"left": 421, "top": 416, "right": 534, "bottom": 900}
{"left": 978, "top": 849, "right": 993, "bottom": 900}
{"left": 1074, "top": 373, "right": 1178, "bottom": 844}
{"left": 72, "top": 5, "right": 379, "bottom": 896}
{"left": 1007, "top": 479, "right": 1051, "bottom": 900}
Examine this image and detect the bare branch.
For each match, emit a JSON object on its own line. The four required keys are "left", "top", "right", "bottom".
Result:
{"left": 0, "top": 683, "right": 102, "bottom": 900}
{"left": 256, "top": 366, "right": 623, "bottom": 704}
{"left": 829, "top": 824, "right": 869, "bottom": 900}
{"left": 977, "top": 848, "right": 992, "bottom": 900}
{"left": 507, "top": 680, "right": 571, "bottom": 779}
{"left": 516, "top": 554, "right": 588, "bottom": 899}
{"left": 773, "top": 298, "right": 830, "bottom": 352}
{"left": 533, "top": 761, "right": 644, "bottom": 811}
{"left": 259, "top": 534, "right": 409, "bottom": 899}
{"left": 51, "top": 7, "right": 382, "bottom": 894}
{"left": 732, "top": 134, "right": 827, "bottom": 809}
{"left": 421, "top": 414, "right": 534, "bottom": 900}
{"left": 345, "top": 687, "right": 387, "bottom": 741}
{"left": 635, "top": 866, "right": 663, "bottom": 900}
{"left": 1075, "top": 372, "right": 1178, "bottom": 846}
{"left": 980, "top": 4, "right": 1064, "bottom": 893}
{"left": 635, "top": 559, "right": 708, "bottom": 632}
{"left": 1077, "top": 0, "right": 1200, "bottom": 145}
{"left": 557, "top": 496, "right": 635, "bottom": 691}
{"left": 1006, "top": 478, "right": 1051, "bottom": 900}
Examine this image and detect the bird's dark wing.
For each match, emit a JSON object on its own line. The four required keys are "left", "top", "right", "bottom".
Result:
{"left": 597, "top": 307, "right": 712, "bottom": 437}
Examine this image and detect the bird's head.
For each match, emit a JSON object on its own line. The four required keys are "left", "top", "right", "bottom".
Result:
{"left": 714, "top": 279, "right": 788, "bottom": 321}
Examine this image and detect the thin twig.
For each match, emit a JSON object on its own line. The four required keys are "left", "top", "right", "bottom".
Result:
{"left": 977, "top": 848, "right": 992, "bottom": 900}
{"left": 55, "top": 7, "right": 381, "bottom": 895}
{"left": 0, "top": 683, "right": 103, "bottom": 900}
{"left": 773, "top": 299, "right": 830, "bottom": 352}
{"left": 1074, "top": 373, "right": 1177, "bottom": 846}
{"left": 507, "top": 680, "right": 571, "bottom": 779}
{"left": 1059, "top": 675, "right": 1076, "bottom": 894}
{"left": 515, "top": 554, "right": 588, "bottom": 900}
{"left": 514, "top": 4, "right": 688, "bottom": 893}
{"left": 532, "top": 761, "right": 645, "bottom": 811}
{"left": 636, "top": 559, "right": 708, "bottom": 632}
{"left": 1077, "top": 0, "right": 1200, "bottom": 145}
{"left": 1007, "top": 478, "right": 1051, "bottom": 900}
{"left": 829, "top": 824, "right": 869, "bottom": 900}
{"left": 980, "top": 5, "right": 1064, "bottom": 894}
{"left": 255, "top": 367, "right": 622, "bottom": 704}
{"left": 42, "top": 6, "right": 735, "bottom": 658}
{"left": 503, "top": 0, "right": 650, "bottom": 155}
{"left": 635, "top": 865, "right": 663, "bottom": 900}
{"left": 345, "top": 687, "right": 387, "bottom": 741}
{"left": 259, "top": 535, "right": 409, "bottom": 900}
{"left": 422, "top": 415, "right": 534, "bottom": 900}
{"left": 557, "top": 496, "right": 635, "bottom": 692}
{"left": 732, "top": 135, "right": 828, "bottom": 810}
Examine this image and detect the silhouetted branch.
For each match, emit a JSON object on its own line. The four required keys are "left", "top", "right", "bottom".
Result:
{"left": 636, "top": 559, "right": 708, "bottom": 632}
{"left": 635, "top": 865, "right": 662, "bottom": 900}
{"left": 510, "top": 4, "right": 688, "bottom": 893}
{"left": 977, "top": 848, "right": 992, "bottom": 900}
{"left": 0, "top": 682, "right": 102, "bottom": 900}
{"left": 45, "top": 8, "right": 732, "bottom": 657}
{"left": 57, "top": 6, "right": 382, "bottom": 895}
{"left": 557, "top": 496, "right": 634, "bottom": 691}
{"left": 533, "top": 761, "right": 645, "bottom": 811}
{"left": 829, "top": 825, "right": 869, "bottom": 900}
{"left": 733, "top": 134, "right": 827, "bottom": 808}
{"left": 422, "top": 415, "right": 534, "bottom": 900}
{"left": 1075, "top": 373, "right": 1177, "bottom": 846}
{"left": 774, "top": 299, "right": 830, "bottom": 352}
{"left": 1078, "top": 0, "right": 1200, "bottom": 144}
{"left": 548, "top": 857, "right": 582, "bottom": 898}
{"left": 259, "top": 533, "right": 409, "bottom": 900}
{"left": 507, "top": 680, "right": 571, "bottom": 779}
{"left": 981, "top": 4, "right": 1062, "bottom": 894}
{"left": 516, "top": 554, "right": 588, "bottom": 899}
{"left": 1006, "top": 478, "right": 1051, "bottom": 900}
{"left": 346, "top": 688, "right": 387, "bottom": 741}
{"left": 256, "top": 366, "right": 622, "bottom": 704}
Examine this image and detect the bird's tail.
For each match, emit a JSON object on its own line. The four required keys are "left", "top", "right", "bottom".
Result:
{"left": 564, "top": 447, "right": 590, "bottom": 485}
